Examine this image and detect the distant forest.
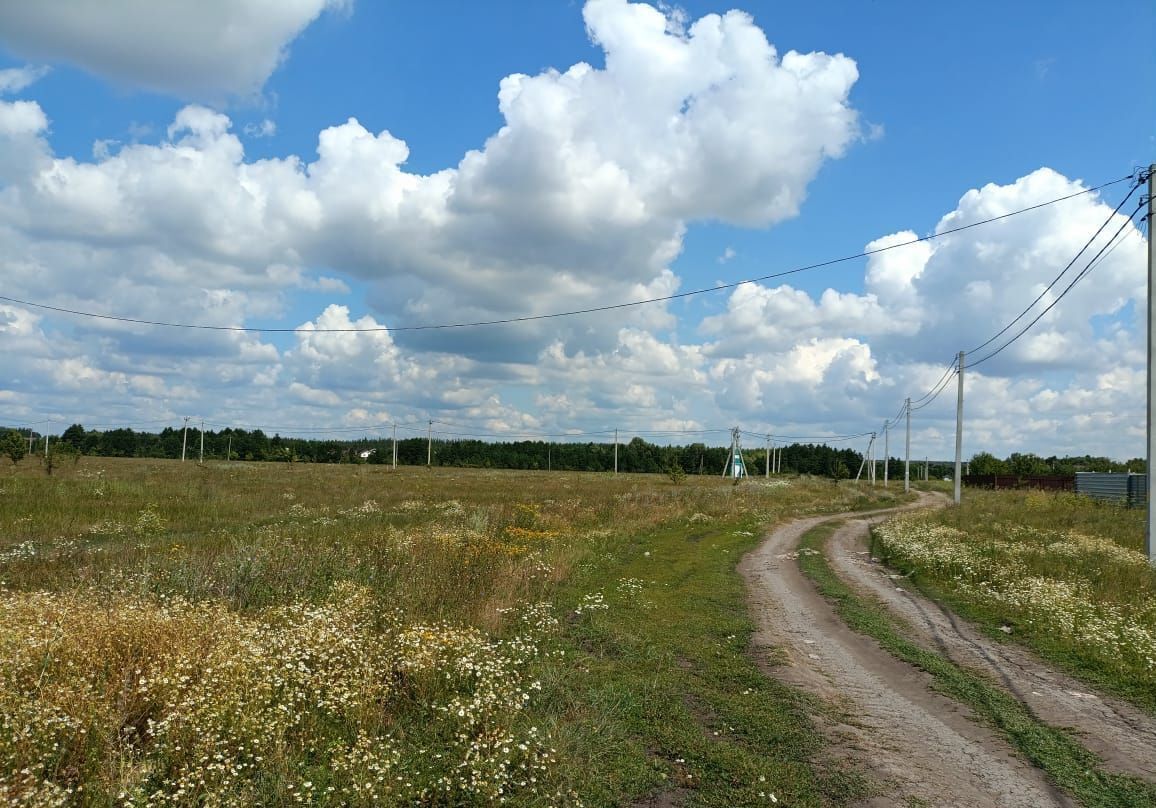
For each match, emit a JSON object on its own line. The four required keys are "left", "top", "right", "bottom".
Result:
{"left": 1, "top": 424, "right": 1139, "bottom": 479}
{"left": 2, "top": 424, "right": 873, "bottom": 477}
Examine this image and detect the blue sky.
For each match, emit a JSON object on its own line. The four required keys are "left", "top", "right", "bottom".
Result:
{"left": 0, "top": 0, "right": 1152, "bottom": 459}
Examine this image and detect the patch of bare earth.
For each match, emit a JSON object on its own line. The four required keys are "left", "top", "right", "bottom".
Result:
{"left": 739, "top": 495, "right": 1075, "bottom": 807}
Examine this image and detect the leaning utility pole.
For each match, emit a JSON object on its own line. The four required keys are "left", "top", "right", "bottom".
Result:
{"left": 181, "top": 416, "right": 190, "bottom": 462}
{"left": 1147, "top": 163, "right": 1155, "bottom": 564}
{"left": 426, "top": 420, "right": 433, "bottom": 467}
{"left": 226, "top": 436, "right": 232, "bottom": 462}
{"left": 904, "top": 398, "right": 911, "bottom": 493}
{"left": 954, "top": 351, "right": 965, "bottom": 504}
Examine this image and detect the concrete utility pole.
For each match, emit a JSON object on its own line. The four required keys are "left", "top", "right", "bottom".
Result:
{"left": 614, "top": 428, "right": 619, "bottom": 476}
{"left": 426, "top": 420, "right": 432, "bottom": 467}
{"left": 43, "top": 433, "right": 48, "bottom": 457}
{"left": 227, "top": 436, "right": 232, "bottom": 462}
{"left": 1147, "top": 164, "right": 1155, "bottom": 565}
{"left": 765, "top": 435, "right": 770, "bottom": 477}
{"left": 856, "top": 434, "right": 873, "bottom": 482}
{"left": 870, "top": 432, "right": 877, "bottom": 485}
{"left": 181, "top": 416, "right": 190, "bottom": 462}
{"left": 904, "top": 398, "right": 911, "bottom": 493}
{"left": 954, "top": 351, "right": 965, "bottom": 505}
{"left": 924, "top": 457, "right": 929, "bottom": 482}
{"left": 883, "top": 421, "right": 890, "bottom": 488}
{"left": 199, "top": 419, "right": 204, "bottom": 463}
{"left": 392, "top": 423, "right": 398, "bottom": 469}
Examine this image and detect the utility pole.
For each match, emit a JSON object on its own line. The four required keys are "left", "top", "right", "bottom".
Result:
{"left": 765, "top": 435, "right": 770, "bottom": 477}
{"left": 1147, "top": 163, "right": 1155, "bottom": 565}
{"left": 392, "top": 423, "right": 398, "bottom": 469}
{"left": 227, "top": 435, "right": 232, "bottom": 462}
{"left": 883, "top": 421, "right": 890, "bottom": 488}
{"left": 870, "top": 432, "right": 877, "bottom": 485}
{"left": 904, "top": 398, "right": 911, "bottom": 493}
{"left": 855, "top": 434, "right": 873, "bottom": 482}
{"left": 954, "top": 350, "right": 965, "bottom": 505}
{"left": 924, "top": 457, "right": 929, "bottom": 482}
{"left": 43, "top": 433, "right": 48, "bottom": 458}
{"left": 614, "top": 428, "right": 618, "bottom": 476}
{"left": 181, "top": 416, "right": 189, "bottom": 462}
{"left": 426, "top": 420, "right": 432, "bottom": 467}
{"left": 199, "top": 419, "right": 204, "bottom": 463}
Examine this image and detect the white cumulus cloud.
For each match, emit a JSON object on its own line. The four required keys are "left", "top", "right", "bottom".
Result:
{"left": 0, "top": 0, "right": 349, "bottom": 99}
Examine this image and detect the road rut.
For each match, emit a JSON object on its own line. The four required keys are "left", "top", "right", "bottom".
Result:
{"left": 739, "top": 497, "right": 1077, "bottom": 807}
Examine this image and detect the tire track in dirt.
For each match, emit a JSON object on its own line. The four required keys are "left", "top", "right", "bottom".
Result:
{"left": 739, "top": 495, "right": 1075, "bottom": 807}
{"left": 828, "top": 512, "right": 1156, "bottom": 784}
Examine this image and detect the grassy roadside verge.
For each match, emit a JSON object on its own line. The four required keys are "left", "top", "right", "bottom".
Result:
{"left": 530, "top": 512, "right": 871, "bottom": 806}
{"left": 797, "top": 521, "right": 1156, "bottom": 808}
{"left": 870, "top": 490, "right": 1156, "bottom": 713}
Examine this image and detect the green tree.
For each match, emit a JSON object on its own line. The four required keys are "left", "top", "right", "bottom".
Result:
{"left": 1, "top": 431, "right": 27, "bottom": 465}
{"left": 61, "top": 423, "right": 86, "bottom": 451}
{"left": 968, "top": 451, "right": 1007, "bottom": 476}
{"left": 43, "top": 441, "right": 79, "bottom": 475}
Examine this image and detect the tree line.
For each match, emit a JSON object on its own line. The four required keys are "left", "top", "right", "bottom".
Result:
{"left": 0, "top": 424, "right": 872, "bottom": 477}
{"left": 967, "top": 451, "right": 1144, "bottom": 477}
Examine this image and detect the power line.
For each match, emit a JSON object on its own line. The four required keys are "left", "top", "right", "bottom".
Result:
{"left": 909, "top": 356, "right": 960, "bottom": 406}
{"left": 965, "top": 179, "right": 1142, "bottom": 356}
{"left": 741, "top": 429, "right": 873, "bottom": 443}
{"left": 0, "top": 175, "right": 1132, "bottom": 335}
{"left": 910, "top": 367, "right": 959, "bottom": 411}
{"left": 969, "top": 201, "right": 1145, "bottom": 369}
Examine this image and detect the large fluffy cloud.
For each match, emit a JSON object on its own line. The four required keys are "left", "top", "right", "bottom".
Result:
{"left": 0, "top": 0, "right": 348, "bottom": 99}
{"left": 0, "top": 0, "right": 1147, "bottom": 461}
{"left": 0, "top": 0, "right": 863, "bottom": 365}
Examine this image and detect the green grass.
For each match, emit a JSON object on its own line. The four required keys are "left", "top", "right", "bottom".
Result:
{"left": 0, "top": 458, "right": 910, "bottom": 805}
{"left": 798, "top": 522, "right": 1156, "bottom": 808}
{"left": 871, "top": 489, "right": 1156, "bottom": 712}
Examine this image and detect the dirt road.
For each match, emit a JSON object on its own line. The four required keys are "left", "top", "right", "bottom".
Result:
{"left": 738, "top": 494, "right": 1137, "bottom": 807}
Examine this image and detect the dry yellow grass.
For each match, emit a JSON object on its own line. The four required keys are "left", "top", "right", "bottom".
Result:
{"left": 0, "top": 457, "right": 906, "bottom": 805}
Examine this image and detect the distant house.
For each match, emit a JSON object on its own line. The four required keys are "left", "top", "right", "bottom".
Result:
{"left": 359, "top": 449, "right": 375, "bottom": 460}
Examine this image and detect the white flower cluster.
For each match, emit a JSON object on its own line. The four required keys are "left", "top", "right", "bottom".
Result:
{"left": 0, "top": 586, "right": 561, "bottom": 805}
{"left": 573, "top": 592, "right": 609, "bottom": 615}
{"left": 875, "top": 516, "right": 1156, "bottom": 674}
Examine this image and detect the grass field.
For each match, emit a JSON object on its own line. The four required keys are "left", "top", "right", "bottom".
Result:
{"left": 0, "top": 457, "right": 909, "bottom": 806}
{"left": 872, "top": 489, "right": 1156, "bottom": 712}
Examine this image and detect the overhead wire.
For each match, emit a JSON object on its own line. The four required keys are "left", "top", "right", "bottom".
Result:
{"left": 908, "top": 356, "right": 960, "bottom": 406}
{"left": 968, "top": 200, "right": 1146, "bottom": 369}
{"left": 909, "top": 366, "right": 959, "bottom": 411}
{"left": 0, "top": 175, "right": 1133, "bottom": 335}
{"left": 965, "top": 178, "right": 1143, "bottom": 356}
